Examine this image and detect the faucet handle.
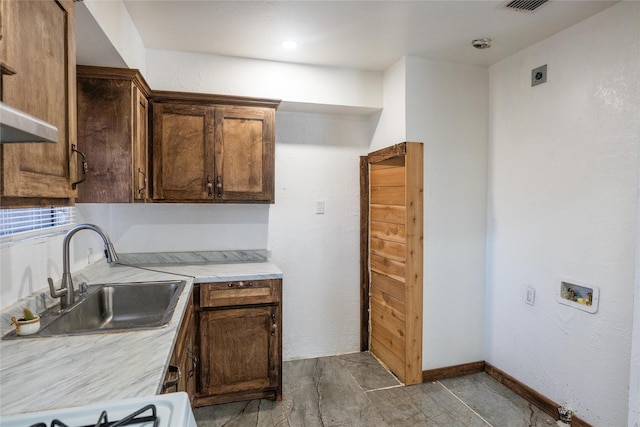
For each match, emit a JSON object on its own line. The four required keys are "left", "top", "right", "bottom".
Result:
{"left": 78, "top": 282, "right": 89, "bottom": 299}
{"left": 48, "top": 277, "right": 67, "bottom": 299}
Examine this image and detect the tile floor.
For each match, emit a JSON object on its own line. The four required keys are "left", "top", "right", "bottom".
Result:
{"left": 194, "top": 352, "right": 557, "bottom": 427}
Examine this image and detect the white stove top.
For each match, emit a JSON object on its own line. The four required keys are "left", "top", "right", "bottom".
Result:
{"left": 0, "top": 392, "right": 196, "bottom": 427}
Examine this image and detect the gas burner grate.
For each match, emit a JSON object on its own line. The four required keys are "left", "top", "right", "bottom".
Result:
{"left": 28, "top": 404, "right": 158, "bottom": 427}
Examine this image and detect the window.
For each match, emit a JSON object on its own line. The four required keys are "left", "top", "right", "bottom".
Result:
{"left": 0, "top": 207, "right": 75, "bottom": 240}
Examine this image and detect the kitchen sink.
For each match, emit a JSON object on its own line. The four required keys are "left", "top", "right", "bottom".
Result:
{"left": 7, "top": 280, "right": 186, "bottom": 338}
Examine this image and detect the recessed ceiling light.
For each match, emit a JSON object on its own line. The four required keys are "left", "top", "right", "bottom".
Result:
{"left": 282, "top": 40, "right": 298, "bottom": 49}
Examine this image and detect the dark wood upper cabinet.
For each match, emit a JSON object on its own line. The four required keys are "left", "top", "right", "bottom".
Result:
{"left": 214, "top": 106, "right": 275, "bottom": 202}
{"left": 76, "top": 66, "right": 151, "bottom": 203}
{"left": 151, "top": 91, "right": 279, "bottom": 204}
{"left": 0, "top": 0, "right": 77, "bottom": 207}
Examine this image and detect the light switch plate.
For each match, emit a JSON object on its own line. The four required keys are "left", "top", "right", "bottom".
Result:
{"left": 526, "top": 287, "right": 535, "bottom": 305}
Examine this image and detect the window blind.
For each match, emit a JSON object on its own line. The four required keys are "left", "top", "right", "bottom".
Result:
{"left": 0, "top": 207, "right": 75, "bottom": 239}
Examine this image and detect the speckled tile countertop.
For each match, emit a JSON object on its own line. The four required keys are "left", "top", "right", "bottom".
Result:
{"left": 0, "top": 251, "right": 282, "bottom": 416}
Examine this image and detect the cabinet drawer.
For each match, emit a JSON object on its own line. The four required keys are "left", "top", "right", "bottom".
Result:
{"left": 200, "top": 279, "right": 280, "bottom": 308}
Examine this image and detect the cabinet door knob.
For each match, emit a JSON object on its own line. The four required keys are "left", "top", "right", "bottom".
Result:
{"left": 137, "top": 168, "right": 147, "bottom": 195}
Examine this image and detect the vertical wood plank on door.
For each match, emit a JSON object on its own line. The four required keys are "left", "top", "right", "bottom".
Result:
{"left": 403, "top": 142, "right": 424, "bottom": 385}
{"left": 369, "top": 154, "right": 408, "bottom": 381}
{"left": 360, "top": 156, "right": 370, "bottom": 351}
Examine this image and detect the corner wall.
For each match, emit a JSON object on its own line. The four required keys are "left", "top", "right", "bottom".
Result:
{"left": 81, "top": 0, "right": 146, "bottom": 72}
{"left": 486, "top": 3, "right": 640, "bottom": 425}
{"left": 145, "top": 49, "right": 382, "bottom": 112}
{"left": 367, "top": 55, "right": 489, "bottom": 370}
{"left": 405, "top": 57, "right": 488, "bottom": 370}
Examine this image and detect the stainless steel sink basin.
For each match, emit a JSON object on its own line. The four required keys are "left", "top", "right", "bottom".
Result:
{"left": 10, "top": 280, "right": 186, "bottom": 338}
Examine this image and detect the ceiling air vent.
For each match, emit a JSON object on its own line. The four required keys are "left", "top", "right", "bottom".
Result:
{"left": 504, "top": 0, "right": 549, "bottom": 12}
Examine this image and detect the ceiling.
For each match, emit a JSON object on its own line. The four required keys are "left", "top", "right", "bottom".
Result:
{"left": 115, "top": 0, "right": 619, "bottom": 71}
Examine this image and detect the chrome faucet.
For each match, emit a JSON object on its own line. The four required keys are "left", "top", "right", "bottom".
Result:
{"left": 48, "top": 224, "right": 119, "bottom": 309}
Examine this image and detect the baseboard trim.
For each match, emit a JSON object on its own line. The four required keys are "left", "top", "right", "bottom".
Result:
{"left": 483, "top": 363, "right": 592, "bottom": 427}
{"left": 484, "top": 363, "right": 559, "bottom": 419}
{"left": 422, "top": 361, "right": 485, "bottom": 382}
{"left": 423, "top": 361, "right": 592, "bottom": 427}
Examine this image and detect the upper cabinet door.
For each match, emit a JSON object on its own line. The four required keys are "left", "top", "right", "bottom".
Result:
{"left": 152, "top": 103, "right": 216, "bottom": 201}
{"left": 213, "top": 106, "right": 275, "bottom": 203}
{"left": 75, "top": 66, "right": 151, "bottom": 203}
{"left": 133, "top": 86, "right": 150, "bottom": 201}
{"left": 0, "top": 0, "right": 77, "bottom": 206}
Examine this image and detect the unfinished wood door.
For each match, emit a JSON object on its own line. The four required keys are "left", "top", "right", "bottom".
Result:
{"left": 362, "top": 142, "right": 423, "bottom": 385}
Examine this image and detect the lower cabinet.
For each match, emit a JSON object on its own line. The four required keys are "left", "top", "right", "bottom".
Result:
{"left": 194, "top": 279, "right": 282, "bottom": 406}
{"left": 162, "top": 296, "right": 196, "bottom": 404}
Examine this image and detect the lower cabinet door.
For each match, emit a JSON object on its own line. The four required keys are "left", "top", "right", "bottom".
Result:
{"left": 199, "top": 305, "right": 279, "bottom": 396}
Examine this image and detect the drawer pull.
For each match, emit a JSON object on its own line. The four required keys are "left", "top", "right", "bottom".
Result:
{"left": 271, "top": 312, "right": 277, "bottom": 336}
{"left": 71, "top": 144, "right": 88, "bottom": 190}
{"left": 162, "top": 365, "right": 180, "bottom": 392}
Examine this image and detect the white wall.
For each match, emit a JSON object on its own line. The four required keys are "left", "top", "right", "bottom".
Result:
{"left": 405, "top": 56, "right": 488, "bottom": 370}
{"left": 145, "top": 49, "right": 382, "bottom": 113}
{"left": 369, "top": 57, "right": 407, "bottom": 151}
{"left": 74, "top": 204, "right": 270, "bottom": 254}
{"left": 269, "top": 111, "right": 372, "bottom": 358}
{"left": 82, "top": 0, "right": 146, "bottom": 72}
{"left": 0, "top": 235, "right": 65, "bottom": 311}
{"left": 368, "top": 54, "right": 489, "bottom": 370}
{"left": 486, "top": 2, "right": 640, "bottom": 425}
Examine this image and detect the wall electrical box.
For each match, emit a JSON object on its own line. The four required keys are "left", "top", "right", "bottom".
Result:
{"left": 531, "top": 64, "right": 547, "bottom": 86}
{"left": 556, "top": 279, "right": 599, "bottom": 314}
